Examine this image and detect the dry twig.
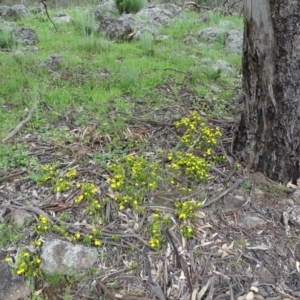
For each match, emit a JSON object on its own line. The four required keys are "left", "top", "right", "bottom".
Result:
{"left": 202, "top": 178, "right": 244, "bottom": 208}
{"left": 2, "top": 102, "right": 37, "bottom": 142}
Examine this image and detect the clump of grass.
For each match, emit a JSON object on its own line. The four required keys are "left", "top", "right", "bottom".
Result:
{"left": 73, "top": 12, "right": 96, "bottom": 36}
{"left": 118, "top": 66, "right": 140, "bottom": 93}
{"left": 139, "top": 32, "right": 154, "bottom": 56}
{"left": 0, "top": 29, "right": 14, "bottom": 49}
{"left": 79, "top": 36, "right": 111, "bottom": 53}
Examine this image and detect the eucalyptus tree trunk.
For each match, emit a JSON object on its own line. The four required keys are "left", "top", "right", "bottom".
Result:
{"left": 233, "top": 1, "right": 300, "bottom": 183}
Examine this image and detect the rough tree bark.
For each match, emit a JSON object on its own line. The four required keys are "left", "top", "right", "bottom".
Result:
{"left": 233, "top": 0, "right": 300, "bottom": 183}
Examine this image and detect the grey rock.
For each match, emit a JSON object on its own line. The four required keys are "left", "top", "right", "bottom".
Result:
{"left": 134, "top": 27, "right": 160, "bottom": 40}
{"left": 131, "top": 18, "right": 161, "bottom": 37}
{"left": 53, "top": 12, "right": 72, "bottom": 23}
{"left": 0, "top": 261, "right": 31, "bottom": 300}
{"left": 0, "top": 20, "right": 17, "bottom": 32}
{"left": 10, "top": 209, "right": 34, "bottom": 227}
{"left": 224, "top": 195, "right": 247, "bottom": 211}
{"left": 39, "top": 54, "right": 62, "bottom": 71}
{"left": 291, "top": 189, "right": 300, "bottom": 205}
{"left": 238, "top": 214, "right": 267, "bottom": 229}
{"left": 219, "top": 21, "right": 237, "bottom": 30}
{"left": 10, "top": 5, "right": 30, "bottom": 19}
{"left": 30, "top": 6, "right": 45, "bottom": 14}
{"left": 289, "top": 205, "right": 300, "bottom": 229}
{"left": 136, "top": 7, "right": 174, "bottom": 26}
{"left": 99, "top": 17, "right": 134, "bottom": 40}
{"left": 91, "top": 1, "right": 118, "bottom": 20}
{"left": 41, "top": 239, "right": 98, "bottom": 275}
{"left": 155, "top": 34, "right": 169, "bottom": 41}
{"left": 183, "top": 35, "right": 198, "bottom": 45}
{"left": 0, "top": 5, "right": 10, "bottom": 17}
{"left": 225, "top": 29, "right": 243, "bottom": 55}
{"left": 1, "top": 7, "right": 18, "bottom": 19}
{"left": 11, "top": 27, "right": 38, "bottom": 45}
{"left": 211, "top": 59, "right": 235, "bottom": 77}
{"left": 155, "top": 3, "right": 181, "bottom": 17}
{"left": 197, "top": 11, "right": 209, "bottom": 23}
{"left": 197, "top": 27, "right": 226, "bottom": 43}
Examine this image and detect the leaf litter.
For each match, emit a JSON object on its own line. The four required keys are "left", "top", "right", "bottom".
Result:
{"left": 1, "top": 94, "right": 300, "bottom": 299}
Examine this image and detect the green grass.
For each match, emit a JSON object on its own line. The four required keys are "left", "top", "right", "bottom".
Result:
{"left": 0, "top": 8, "right": 242, "bottom": 171}
{"left": 0, "top": 223, "right": 25, "bottom": 248}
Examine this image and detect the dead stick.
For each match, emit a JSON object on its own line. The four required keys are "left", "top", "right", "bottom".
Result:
{"left": 202, "top": 178, "right": 244, "bottom": 208}
{"left": 2, "top": 102, "right": 37, "bottom": 142}
{"left": 4, "top": 203, "right": 55, "bottom": 224}
{"left": 98, "top": 280, "right": 118, "bottom": 300}
{"left": 0, "top": 170, "right": 26, "bottom": 183}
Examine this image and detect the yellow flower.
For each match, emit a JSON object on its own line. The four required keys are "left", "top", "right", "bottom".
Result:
{"left": 179, "top": 213, "right": 186, "bottom": 220}
{"left": 66, "top": 169, "right": 77, "bottom": 178}
{"left": 75, "top": 232, "right": 81, "bottom": 239}
{"left": 4, "top": 257, "right": 11, "bottom": 262}
{"left": 94, "top": 240, "right": 101, "bottom": 246}
{"left": 33, "top": 240, "right": 42, "bottom": 246}
{"left": 17, "top": 268, "right": 25, "bottom": 274}
{"left": 35, "top": 257, "right": 41, "bottom": 264}
{"left": 75, "top": 195, "right": 84, "bottom": 203}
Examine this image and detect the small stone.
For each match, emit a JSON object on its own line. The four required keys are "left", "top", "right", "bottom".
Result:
{"left": 238, "top": 214, "right": 267, "bottom": 229}
{"left": 41, "top": 239, "right": 98, "bottom": 275}
{"left": 289, "top": 205, "right": 300, "bottom": 229}
{"left": 291, "top": 189, "right": 300, "bottom": 204}
{"left": 225, "top": 195, "right": 247, "bottom": 211}
{"left": 39, "top": 54, "right": 62, "bottom": 71}
{"left": 280, "top": 198, "right": 294, "bottom": 207}
{"left": 10, "top": 209, "right": 34, "bottom": 227}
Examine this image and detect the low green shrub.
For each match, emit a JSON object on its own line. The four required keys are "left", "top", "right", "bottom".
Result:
{"left": 115, "top": 0, "right": 145, "bottom": 14}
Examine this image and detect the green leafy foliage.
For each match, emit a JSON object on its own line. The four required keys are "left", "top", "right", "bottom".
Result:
{"left": 115, "top": 0, "right": 145, "bottom": 14}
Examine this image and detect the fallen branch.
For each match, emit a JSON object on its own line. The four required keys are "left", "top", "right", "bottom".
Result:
{"left": 202, "top": 178, "right": 244, "bottom": 208}
{"left": 2, "top": 102, "right": 37, "bottom": 142}
{"left": 98, "top": 280, "right": 118, "bottom": 300}
{"left": 0, "top": 170, "right": 26, "bottom": 183}
{"left": 2, "top": 202, "right": 149, "bottom": 246}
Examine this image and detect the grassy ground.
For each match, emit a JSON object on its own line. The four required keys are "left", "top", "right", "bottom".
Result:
{"left": 0, "top": 4, "right": 243, "bottom": 299}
